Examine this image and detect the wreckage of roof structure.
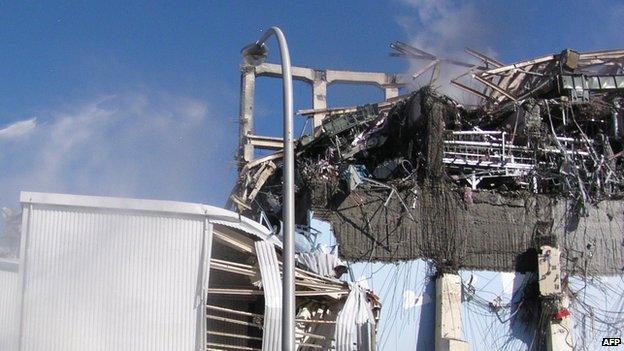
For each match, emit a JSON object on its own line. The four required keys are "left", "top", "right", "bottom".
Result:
{"left": 230, "top": 44, "right": 624, "bottom": 276}
{"left": 230, "top": 43, "right": 624, "bottom": 351}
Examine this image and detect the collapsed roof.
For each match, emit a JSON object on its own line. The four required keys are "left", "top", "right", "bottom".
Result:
{"left": 231, "top": 46, "right": 624, "bottom": 276}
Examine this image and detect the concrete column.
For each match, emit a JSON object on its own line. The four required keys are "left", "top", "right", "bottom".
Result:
{"left": 384, "top": 86, "right": 400, "bottom": 100}
{"left": 239, "top": 65, "right": 256, "bottom": 164}
{"left": 546, "top": 296, "right": 573, "bottom": 351}
{"left": 538, "top": 245, "right": 573, "bottom": 351}
{"left": 312, "top": 70, "right": 328, "bottom": 130}
{"left": 435, "top": 273, "right": 469, "bottom": 351}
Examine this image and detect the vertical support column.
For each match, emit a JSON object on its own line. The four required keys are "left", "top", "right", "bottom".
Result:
{"left": 239, "top": 64, "right": 256, "bottom": 165}
{"left": 435, "top": 273, "right": 469, "bottom": 351}
{"left": 312, "top": 70, "right": 328, "bottom": 131}
{"left": 384, "top": 86, "right": 399, "bottom": 100}
{"left": 537, "top": 245, "right": 573, "bottom": 351}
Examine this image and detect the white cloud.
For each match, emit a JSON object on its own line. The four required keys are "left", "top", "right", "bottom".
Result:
{"left": 0, "top": 118, "right": 37, "bottom": 139}
{"left": 0, "top": 91, "right": 235, "bottom": 206}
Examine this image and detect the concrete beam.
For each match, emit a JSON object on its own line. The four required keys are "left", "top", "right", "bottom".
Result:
{"left": 435, "top": 273, "right": 469, "bottom": 351}
{"left": 325, "top": 69, "right": 404, "bottom": 88}
{"left": 239, "top": 65, "right": 256, "bottom": 164}
{"left": 312, "top": 70, "right": 328, "bottom": 129}
{"left": 239, "top": 62, "right": 404, "bottom": 167}
{"left": 255, "top": 62, "right": 315, "bottom": 83}
{"left": 255, "top": 62, "right": 407, "bottom": 89}
{"left": 247, "top": 134, "right": 284, "bottom": 151}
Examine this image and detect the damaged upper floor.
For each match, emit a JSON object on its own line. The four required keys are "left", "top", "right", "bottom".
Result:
{"left": 230, "top": 44, "right": 624, "bottom": 275}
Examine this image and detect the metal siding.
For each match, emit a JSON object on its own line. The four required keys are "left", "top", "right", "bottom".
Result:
{"left": 195, "top": 220, "right": 212, "bottom": 351}
{"left": 210, "top": 219, "right": 278, "bottom": 246}
{"left": 255, "top": 241, "right": 282, "bottom": 351}
{"left": 0, "top": 263, "right": 20, "bottom": 351}
{"left": 20, "top": 205, "right": 205, "bottom": 351}
{"left": 296, "top": 251, "right": 345, "bottom": 278}
{"left": 20, "top": 192, "right": 272, "bottom": 241}
{"left": 334, "top": 283, "right": 376, "bottom": 351}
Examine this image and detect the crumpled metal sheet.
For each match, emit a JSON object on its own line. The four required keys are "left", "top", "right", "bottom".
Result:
{"left": 296, "top": 248, "right": 347, "bottom": 278}
{"left": 255, "top": 240, "right": 282, "bottom": 350}
{"left": 211, "top": 219, "right": 281, "bottom": 248}
{"left": 335, "top": 284, "right": 376, "bottom": 351}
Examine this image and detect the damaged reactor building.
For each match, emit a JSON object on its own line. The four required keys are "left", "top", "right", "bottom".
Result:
{"left": 230, "top": 43, "right": 624, "bottom": 350}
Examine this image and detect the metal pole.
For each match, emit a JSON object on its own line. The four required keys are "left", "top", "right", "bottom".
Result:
{"left": 242, "top": 26, "right": 295, "bottom": 351}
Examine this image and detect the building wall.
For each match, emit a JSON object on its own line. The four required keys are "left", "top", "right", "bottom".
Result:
{"left": 20, "top": 204, "right": 206, "bottom": 351}
{"left": 0, "top": 260, "right": 20, "bottom": 351}
{"left": 331, "top": 191, "right": 624, "bottom": 275}
{"left": 350, "top": 260, "right": 624, "bottom": 351}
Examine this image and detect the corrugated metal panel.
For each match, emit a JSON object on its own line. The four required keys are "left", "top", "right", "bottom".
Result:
{"left": 0, "top": 260, "right": 21, "bottom": 351}
{"left": 296, "top": 250, "right": 346, "bottom": 278}
{"left": 196, "top": 220, "right": 212, "bottom": 351}
{"left": 20, "top": 203, "right": 206, "bottom": 351}
{"left": 255, "top": 241, "right": 282, "bottom": 351}
{"left": 335, "top": 284, "right": 375, "bottom": 351}
{"left": 20, "top": 192, "right": 272, "bottom": 244}
{"left": 211, "top": 219, "right": 277, "bottom": 246}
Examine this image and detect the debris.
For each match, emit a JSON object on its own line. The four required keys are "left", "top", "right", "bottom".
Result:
{"left": 232, "top": 46, "right": 624, "bottom": 277}
{"left": 232, "top": 40, "right": 624, "bottom": 351}
{"left": 553, "top": 308, "right": 570, "bottom": 321}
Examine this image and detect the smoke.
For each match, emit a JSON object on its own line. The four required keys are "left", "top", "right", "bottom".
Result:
{"left": 0, "top": 91, "right": 235, "bottom": 207}
{"left": 397, "top": 0, "right": 499, "bottom": 103}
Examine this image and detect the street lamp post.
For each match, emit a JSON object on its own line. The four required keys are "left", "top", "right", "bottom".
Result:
{"left": 241, "top": 26, "right": 296, "bottom": 351}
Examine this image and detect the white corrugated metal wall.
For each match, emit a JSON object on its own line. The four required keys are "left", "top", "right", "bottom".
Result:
{"left": 20, "top": 201, "right": 207, "bottom": 351}
{"left": 255, "top": 240, "right": 282, "bottom": 350}
{"left": 0, "top": 260, "right": 21, "bottom": 351}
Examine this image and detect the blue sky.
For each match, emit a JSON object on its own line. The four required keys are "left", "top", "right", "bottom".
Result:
{"left": 1, "top": 0, "right": 623, "bottom": 208}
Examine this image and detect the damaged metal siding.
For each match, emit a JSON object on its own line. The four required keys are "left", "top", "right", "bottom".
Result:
{"left": 335, "top": 285, "right": 376, "bottom": 351}
{"left": 296, "top": 250, "right": 346, "bottom": 278}
{"left": 254, "top": 241, "right": 282, "bottom": 350}
{"left": 9, "top": 191, "right": 373, "bottom": 350}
